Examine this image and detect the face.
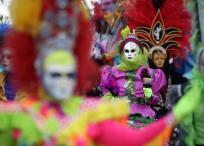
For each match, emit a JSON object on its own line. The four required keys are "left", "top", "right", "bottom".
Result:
{"left": 199, "top": 51, "right": 204, "bottom": 74}
{"left": 123, "top": 42, "right": 139, "bottom": 61}
{"left": 152, "top": 52, "right": 165, "bottom": 68}
{"left": 41, "top": 51, "right": 77, "bottom": 100}
{"left": 1, "top": 48, "right": 12, "bottom": 72}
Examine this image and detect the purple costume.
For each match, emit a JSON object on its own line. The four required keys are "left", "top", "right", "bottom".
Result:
{"left": 100, "top": 65, "right": 167, "bottom": 119}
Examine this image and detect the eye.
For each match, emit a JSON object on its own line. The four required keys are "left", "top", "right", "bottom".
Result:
{"left": 50, "top": 72, "right": 61, "bottom": 78}
{"left": 66, "top": 73, "right": 77, "bottom": 79}
{"left": 131, "top": 49, "right": 136, "bottom": 53}
{"left": 124, "top": 49, "right": 129, "bottom": 53}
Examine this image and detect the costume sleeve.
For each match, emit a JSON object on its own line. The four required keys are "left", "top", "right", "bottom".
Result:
{"left": 99, "top": 65, "right": 113, "bottom": 95}
{"left": 89, "top": 114, "right": 173, "bottom": 146}
{"left": 149, "top": 69, "right": 167, "bottom": 104}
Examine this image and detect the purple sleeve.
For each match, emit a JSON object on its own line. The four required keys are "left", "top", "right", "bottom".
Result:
{"left": 99, "top": 66, "right": 112, "bottom": 95}
{"left": 149, "top": 69, "right": 167, "bottom": 104}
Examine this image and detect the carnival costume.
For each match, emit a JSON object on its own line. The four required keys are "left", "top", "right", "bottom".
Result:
{"left": 0, "top": 0, "right": 202, "bottom": 146}
{"left": 99, "top": 28, "right": 167, "bottom": 127}
{"left": 123, "top": 0, "right": 191, "bottom": 92}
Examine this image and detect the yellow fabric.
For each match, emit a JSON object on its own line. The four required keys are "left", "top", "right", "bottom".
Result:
{"left": 0, "top": 72, "right": 6, "bottom": 101}
{"left": 57, "top": 99, "right": 129, "bottom": 146}
{"left": 76, "top": 0, "right": 90, "bottom": 20}
{"left": 0, "top": 72, "right": 27, "bottom": 101}
{"left": 10, "top": 0, "right": 42, "bottom": 36}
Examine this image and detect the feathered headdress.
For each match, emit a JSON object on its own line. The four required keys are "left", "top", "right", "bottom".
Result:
{"left": 124, "top": 0, "right": 192, "bottom": 59}
{"left": 6, "top": 0, "right": 97, "bottom": 95}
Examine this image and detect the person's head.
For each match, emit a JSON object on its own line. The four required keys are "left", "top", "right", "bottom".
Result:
{"left": 36, "top": 49, "right": 77, "bottom": 100}
{"left": 119, "top": 35, "right": 143, "bottom": 62}
{"left": 149, "top": 46, "right": 167, "bottom": 68}
{"left": 8, "top": 0, "right": 96, "bottom": 97}
{"left": 152, "top": 50, "right": 166, "bottom": 68}
{"left": 0, "top": 48, "right": 13, "bottom": 72}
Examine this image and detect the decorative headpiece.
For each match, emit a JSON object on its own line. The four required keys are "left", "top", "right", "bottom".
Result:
{"left": 124, "top": 0, "right": 191, "bottom": 59}
{"left": 6, "top": 0, "right": 96, "bottom": 94}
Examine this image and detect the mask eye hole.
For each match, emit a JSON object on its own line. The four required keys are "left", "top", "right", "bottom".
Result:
{"left": 131, "top": 49, "right": 136, "bottom": 53}
{"left": 124, "top": 49, "right": 129, "bottom": 53}
{"left": 50, "top": 72, "right": 61, "bottom": 78}
{"left": 66, "top": 73, "right": 77, "bottom": 79}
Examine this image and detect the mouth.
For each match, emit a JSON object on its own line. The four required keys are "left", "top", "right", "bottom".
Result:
{"left": 128, "top": 57, "right": 132, "bottom": 59}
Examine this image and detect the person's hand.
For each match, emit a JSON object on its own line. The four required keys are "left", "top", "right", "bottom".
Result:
{"left": 143, "top": 87, "right": 152, "bottom": 99}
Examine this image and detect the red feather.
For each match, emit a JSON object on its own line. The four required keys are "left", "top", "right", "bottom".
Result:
{"left": 124, "top": 0, "right": 192, "bottom": 59}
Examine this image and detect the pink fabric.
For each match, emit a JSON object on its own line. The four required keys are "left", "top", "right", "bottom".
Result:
{"left": 88, "top": 115, "right": 171, "bottom": 146}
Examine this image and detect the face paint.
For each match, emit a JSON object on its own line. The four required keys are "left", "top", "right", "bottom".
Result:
{"left": 123, "top": 42, "right": 139, "bottom": 61}
{"left": 199, "top": 50, "right": 204, "bottom": 74}
{"left": 40, "top": 50, "right": 77, "bottom": 100}
{"left": 152, "top": 52, "right": 165, "bottom": 68}
{"left": 1, "top": 48, "right": 13, "bottom": 72}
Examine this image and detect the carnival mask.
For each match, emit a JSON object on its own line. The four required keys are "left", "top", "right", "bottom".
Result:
{"left": 123, "top": 42, "right": 139, "bottom": 61}
{"left": 39, "top": 50, "right": 77, "bottom": 100}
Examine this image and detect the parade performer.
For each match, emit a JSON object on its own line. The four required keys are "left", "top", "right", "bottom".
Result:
{"left": 123, "top": 0, "right": 191, "bottom": 88}
{"left": 99, "top": 27, "right": 167, "bottom": 127}
{"left": 0, "top": 0, "right": 202, "bottom": 146}
{"left": 0, "top": 24, "right": 25, "bottom": 100}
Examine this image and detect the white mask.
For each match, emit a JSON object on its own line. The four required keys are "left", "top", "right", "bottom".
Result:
{"left": 123, "top": 42, "right": 139, "bottom": 61}
{"left": 42, "top": 64, "right": 77, "bottom": 100}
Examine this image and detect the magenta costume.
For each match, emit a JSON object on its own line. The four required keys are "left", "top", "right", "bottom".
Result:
{"left": 100, "top": 65, "right": 167, "bottom": 126}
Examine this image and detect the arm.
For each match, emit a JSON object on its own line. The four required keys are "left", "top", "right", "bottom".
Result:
{"left": 99, "top": 65, "right": 114, "bottom": 96}
{"left": 149, "top": 69, "right": 167, "bottom": 104}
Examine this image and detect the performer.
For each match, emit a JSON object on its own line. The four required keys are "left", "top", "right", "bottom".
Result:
{"left": 99, "top": 27, "right": 167, "bottom": 127}
{"left": 0, "top": 0, "right": 202, "bottom": 146}
{"left": 123, "top": 0, "right": 191, "bottom": 91}
{"left": 0, "top": 25, "right": 25, "bottom": 100}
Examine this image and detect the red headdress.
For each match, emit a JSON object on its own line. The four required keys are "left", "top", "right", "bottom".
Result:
{"left": 123, "top": 0, "right": 192, "bottom": 59}
{"left": 5, "top": 0, "right": 98, "bottom": 95}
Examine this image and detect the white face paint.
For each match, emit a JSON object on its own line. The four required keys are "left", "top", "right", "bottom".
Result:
{"left": 123, "top": 42, "right": 140, "bottom": 61}
{"left": 42, "top": 63, "right": 77, "bottom": 100}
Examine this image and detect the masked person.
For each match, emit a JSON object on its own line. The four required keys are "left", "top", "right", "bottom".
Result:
{"left": 123, "top": 0, "right": 192, "bottom": 118}
{"left": 99, "top": 27, "right": 167, "bottom": 127}
{"left": 0, "top": 0, "right": 202, "bottom": 146}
